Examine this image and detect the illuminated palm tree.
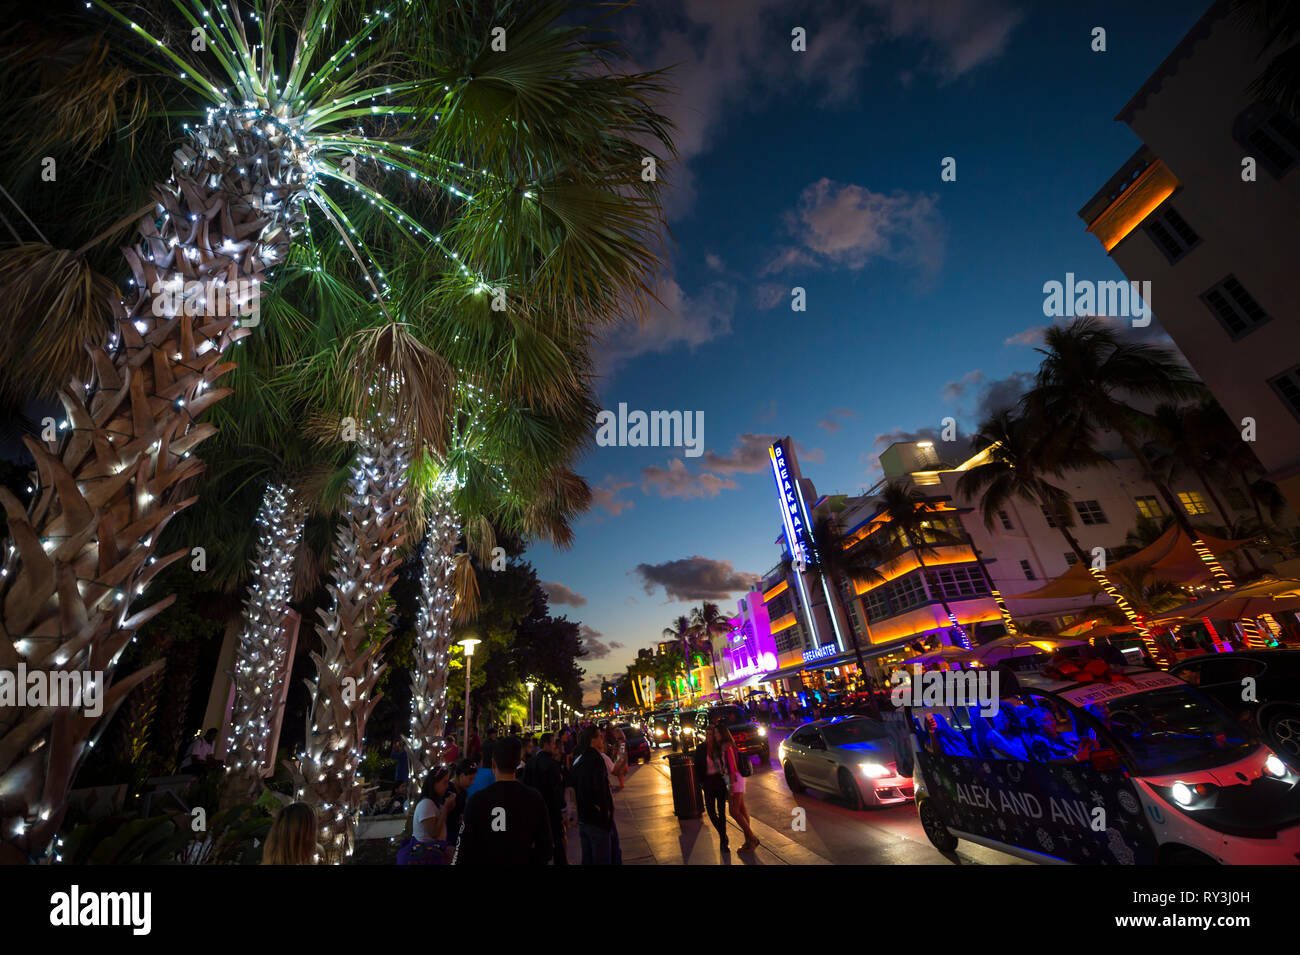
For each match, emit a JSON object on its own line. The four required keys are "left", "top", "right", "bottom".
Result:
{"left": 873, "top": 480, "right": 971, "bottom": 648}
{"left": 958, "top": 409, "right": 1154, "bottom": 643}
{"left": 0, "top": 0, "right": 673, "bottom": 861}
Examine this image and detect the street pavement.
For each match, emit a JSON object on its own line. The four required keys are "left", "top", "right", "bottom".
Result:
{"left": 564, "top": 726, "right": 1028, "bottom": 865}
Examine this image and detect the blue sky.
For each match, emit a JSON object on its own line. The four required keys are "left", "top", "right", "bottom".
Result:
{"left": 529, "top": 0, "right": 1210, "bottom": 702}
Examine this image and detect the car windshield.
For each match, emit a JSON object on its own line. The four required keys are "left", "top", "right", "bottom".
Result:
{"left": 1093, "top": 686, "right": 1256, "bottom": 775}
{"left": 709, "top": 706, "right": 747, "bottom": 725}
{"left": 823, "top": 718, "right": 891, "bottom": 747}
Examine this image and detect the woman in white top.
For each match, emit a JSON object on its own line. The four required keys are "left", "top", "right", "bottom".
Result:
{"left": 399, "top": 766, "right": 455, "bottom": 865}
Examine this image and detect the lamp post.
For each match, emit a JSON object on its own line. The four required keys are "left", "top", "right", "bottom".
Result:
{"left": 459, "top": 638, "right": 481, "bottom": 755}
{"left": 526, "top": 681, "right": 536, "bottom": 732}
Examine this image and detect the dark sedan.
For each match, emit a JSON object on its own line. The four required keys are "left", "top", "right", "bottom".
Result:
{"left": 1171, "top": 649, "right": 1300, "bottom": 767}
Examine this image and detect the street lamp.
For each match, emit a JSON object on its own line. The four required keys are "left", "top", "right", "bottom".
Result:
{"left": 526, "top": 681, "right": 536, "bottom": 731}
{"left": 459, "top": 637, "right": 481, "bottom": 754}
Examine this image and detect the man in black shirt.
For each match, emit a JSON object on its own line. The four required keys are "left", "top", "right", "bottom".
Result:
{"left": 567, "top": 726, "right": 621, "bottom": 865}
{"left": 453, "top": 736, "right": 552, "bottom": 865}
{"left": 525, "top": 732, "right": 568, "bottom": 865}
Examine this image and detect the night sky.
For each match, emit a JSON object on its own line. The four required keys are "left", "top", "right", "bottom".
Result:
{"left": 526, "top": 0, "right": 1210, "bottom": 702}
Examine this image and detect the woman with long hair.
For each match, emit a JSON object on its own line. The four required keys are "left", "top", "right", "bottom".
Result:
{"left": 262, "top": 802, "right": 319, "bottom": 865}
{"left": 699, "top": 724, "right": 731, "bottom": 852}
{"left": 398, "top": 765, "right": 455, "bottom": 865}
{"left": 716, "top": 725, "right": 759, "bottom": 852}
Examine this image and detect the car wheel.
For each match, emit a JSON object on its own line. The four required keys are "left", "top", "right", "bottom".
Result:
{"left": 918, "top": 797, "right": 958, "bottom": 853}
{"left": 783, "top": 761, "right": 805, "bottom": 794}
{"left": 838, "top": 768, "right": 865, "bottom": 811}
{"left": 1263, "top": 707, "right": 1300, "bottom": 766}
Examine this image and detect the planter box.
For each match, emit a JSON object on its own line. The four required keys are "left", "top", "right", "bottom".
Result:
{"left": 356, "top": 814, "right": 407, "bottom": 841}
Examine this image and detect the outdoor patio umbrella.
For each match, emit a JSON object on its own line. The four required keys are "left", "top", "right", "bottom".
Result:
{"left": 958, "top": 635, "right": 1086, "bottom": 666}
{"left": 1145, "top": 577, "right": 1300, "bottom": 626}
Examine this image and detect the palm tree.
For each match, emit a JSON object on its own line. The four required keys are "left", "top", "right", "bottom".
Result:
{"left": 1231, "top": 0, "right": 1300, "bottom": 117}
{"left": 0, "top": 0, "right": 490, "bottom": 861}
{"left": 1023, "top": 318, "right": 1233, "bottom": 584}
{"left": 689, "top": 601, "right": 731, "bottom": 697}
{"left": 797, "top": 511, "right": 888, "bottom": 713}
{"left": 662, "top": 615, "right": 693, "bottom": 702}
{"left": 872, "top": 480, "right": 972, "bottom": 648}
{"left": 957, "top": 409, "right": 1156, "bottom": 643}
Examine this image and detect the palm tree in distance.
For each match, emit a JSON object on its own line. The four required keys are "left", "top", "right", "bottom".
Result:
{"left": 797, "top": 511, "right": 887, "bottom": 714}
{"left": 1023, "top": 318, "right": 1240, "bottom": 590}
{"left": 663, "top": 615, "right": 693, "bottom": 703}
{"left": 873, "top": 480, "right": 971, "bottom": 649}
{"left": 689, "top": 601, "right": 731, "bottom": 700}
{"left": 957, "top": 409, "right": 1156, "bottom": 644}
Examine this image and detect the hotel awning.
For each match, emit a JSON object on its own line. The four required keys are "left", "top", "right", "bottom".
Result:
{"left": 1011, "top": 526, "right": 1255, "bottom": 600}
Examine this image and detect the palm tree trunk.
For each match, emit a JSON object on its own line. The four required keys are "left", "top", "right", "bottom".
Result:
{"left": 0, "top": 115, "right": 308, "bottom": 861}
{"left": 408, "top": 488, "right": 459, "bottom": 790}
{"left": 293, "top": 427, "right": 409, "bottom": 863}
{"left": 223, "top": 483, "right": 305, "bottom": 804}
{"left": 907, "top": 531, "right": 968, "bottom": 649}
{"left": 1057, "top": 525, "right": 1166, "bottom": 664}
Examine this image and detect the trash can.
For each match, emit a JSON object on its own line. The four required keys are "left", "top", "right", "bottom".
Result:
{"left": 667, "top": 751, "right": 702, "bottom": 818}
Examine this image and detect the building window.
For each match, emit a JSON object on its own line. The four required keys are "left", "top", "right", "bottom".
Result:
{"left": 1270, "top": 365, "right": 1300, "bottom": 424}
{"left": 1040, "top": 504, "right": 1059, "bottom": 529}
{"left": 998, "top": 509, "right": 1014, "bottom": 531}
{"left": 1144, "top": 205, "right": 1200, "bottom": 263}
{"left": 1179, "top": 491, "right": 1210, "bottom": 516}
{"left": 892, "top": 573, "right": 928, "bottom": 611}
{"left": 930, "top": 565, "right": 990, "bottom": 601}
{"left": 1202, "top": 275, "right": 1270, "bottom": 340}
{"left": 1075, "top": 499, "right": 1108, "bottom": 526}
{"left": 1134, "top": 495, "right": 1162, "bottom": 519}
{"left": 1235, "top": 103, "right": 1300, "bottom": 178}
{"left": 863, "top": 588, "right": 890, "bottom": 623}
{"left": 1020, "top": 559, "right": 1036, "bottom": 581}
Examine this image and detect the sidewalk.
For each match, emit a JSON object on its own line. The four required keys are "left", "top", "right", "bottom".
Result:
{"left": 564, "top": 758, "right": 832, "bottom": 865}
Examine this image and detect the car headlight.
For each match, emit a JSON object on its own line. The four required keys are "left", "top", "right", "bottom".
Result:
{"left": 683, "top": 727, "right": 694, "bottom": 736}
{"left": 1171, "top": 781, "right": 1194, "bottom": 806}
{"left": 1265, "top": 753, "right": 1288, "bottom": 778}
{"left": 757, "top": 727, "right": 767, "bottom": 738}
{"left": 860, "top": 762, "right": 890, "bottom": 779}
{"left": 655, "top": 728, "right": 663, "bottom": 736}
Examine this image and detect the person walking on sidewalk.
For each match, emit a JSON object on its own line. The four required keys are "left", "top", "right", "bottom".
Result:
{"left": 568, "top": 725, "right": 622, "bottom": 865}
{"left": 526, "top": 732, "right": 568, "bottom": 866}
{"left": 717, "top": 725, "right": 759, "bottom": 852}
{"left": 697, "top": 726, "right": 731, "bottom": 852}
{"left": 452, "top": 737, "right": 552, "bottom": 865}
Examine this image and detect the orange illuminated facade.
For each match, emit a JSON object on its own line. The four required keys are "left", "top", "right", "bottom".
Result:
{"left": 1085, "top": 158, "right": 1179, "bottom": 252}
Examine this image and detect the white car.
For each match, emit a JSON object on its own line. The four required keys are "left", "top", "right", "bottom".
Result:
{"left": 779, "top": 716, "right": 913, "bottom": 809}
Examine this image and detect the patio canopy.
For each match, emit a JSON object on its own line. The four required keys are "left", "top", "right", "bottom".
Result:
{"left": 1145, "top": 576, "right": 1300, "bottom": 626}
{"left": 1010, "top": 525, "right": 1254, "bottom": 601}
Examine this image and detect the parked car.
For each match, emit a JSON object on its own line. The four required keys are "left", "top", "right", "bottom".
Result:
{"left": 779, "top": 715, "right": 912, "bottom": 809}
{"left": 706, "top": 704, "right": 771, "bottom": 766}
{"left": 624, "top": 728, "right": 653, "bottom": 764}
{"left": 1170, "top": 650, "right": 1300, "bottom": 768}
